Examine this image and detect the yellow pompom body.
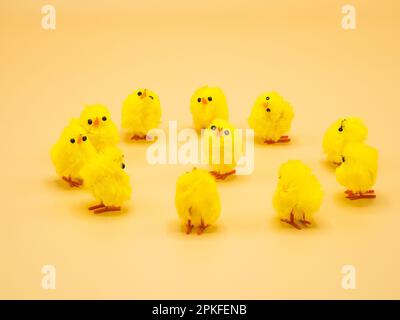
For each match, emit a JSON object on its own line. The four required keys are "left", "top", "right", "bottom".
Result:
{"left": 248, "top": 92, "right": 294, "bottom": 142}
{"left": 322, "top": 117, "right": 368, "bottom": 165}
{"left": 273, "top": 160, "right": 323, "bottom": 222}
{"left": 79, "top": 104, "right": 119, "bottom": 152}
{"left": 51, "top": 119, "right": 97, "bottom": 182}
{"left": 336, "top": 143, "right": 378, "bottom": 193}
{"left": 203, "top": 118, "right": 242, "bottom": 175}
{"left": 175, "top": 169, "right": 221, "bottom": 228}
{"left": 121, "top": 88, "right": 162, "bottom": 137}
{"left": 190, "top": 86, "right": 229, "bottom": 131}
{"left": 80, "top": 155, "right": 132, "bottom": 208}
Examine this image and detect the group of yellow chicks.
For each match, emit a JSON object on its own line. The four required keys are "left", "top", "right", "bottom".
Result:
{"left": 51, "top": 86, "right": 378, "bottom": 232}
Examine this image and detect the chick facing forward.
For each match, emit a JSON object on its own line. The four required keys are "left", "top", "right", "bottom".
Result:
{"left": 80, "top": 155, "right": 131, "bottom": 214}
{"left": 190, "top": 86, "right": 229, "bottom": 131}
{"left": 336, "top": 143, "right": 378, "bottom": 200}
{"left": 79, "top": 104, "right": 119, "bottom": 152}
{"left": 175, "top": 168, "right": 221, "bottom": 235}
{"left": 203, "top": 118, "right": 241, "bottom": 180}
{"left": 248, "top": 92, "right": 294, "bottom": 144}
{"left": 273, "top": 160, "right": 323, "bottom": 230}
{"left": 322, "top": 117, "right": 367, "bottom": 165}
{"left": 51, "top": 119, "right": 96, "bottom": 187}
{"left": 122, "top": 88, "right": 162, "bottom": 140}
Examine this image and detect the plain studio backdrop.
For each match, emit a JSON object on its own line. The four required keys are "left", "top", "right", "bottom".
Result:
{"left": 0, "top": 0, "right": 399, "bottom": 298}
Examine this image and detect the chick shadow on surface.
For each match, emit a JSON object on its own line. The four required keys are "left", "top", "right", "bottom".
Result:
{"left": 333, "top": 191, "right": 386, "bottom": 209}
{"left": 166, "top": 219, "right": 223, "bottom": 237}
{"left": 319, "top": 159, "right": 338, "bottom": 173}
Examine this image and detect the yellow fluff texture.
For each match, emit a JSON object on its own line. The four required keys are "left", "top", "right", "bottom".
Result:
{"left": 79, "top": 104, "right": 119, "bottom": 152}
{"left": 50, "top": 119, "right": 97, "bottom": 185}
{"left": 121, "top": 88, "right": 162, "bottom": 138}
{"left": 248, "top": 91, "right": 294, "bottom": 142}
{"left": 175, "top": 168, "right": 221, "bottom": 233}
{"left": 203, "top": 118, "right": 242, "bottom": 179}
{"left": 322, "top": 117, "right": 368, "bottom": 165}
{"left": 80, "top": 155, "right": 131, "bottom": 208}
{"left": 336, "top": 143, "right": 378, "bottom": 194}
{"left": 273, "top": 160, "right": 323, "bottom": 223}
{"left": 190, "top": 86, "right": 229, "bottom": 131}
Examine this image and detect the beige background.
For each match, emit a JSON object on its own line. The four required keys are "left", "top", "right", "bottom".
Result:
{"left": 0, "top": 0, "right": 399, "bottom": 299}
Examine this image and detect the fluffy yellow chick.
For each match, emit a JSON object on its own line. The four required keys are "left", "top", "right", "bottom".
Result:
{"left": 80, "top": 154, "right": 131, "bottom": 214}
{"left": 273, "top": 160, "right": 323, "bottom": 229}
{"left": 203, "top": 118, "right": 241, "bottom": 180}
{"left": 51, "top": 119, "right": 96, "bottom": 187}
{"left": 322, "top": 117, "right": 368, "bottom": 165}
{"left": 190, "top": 86, "right": 229, "bottom": 131}
{"left": 248, "top": 91, "right": 294, "bottom": 144}
{"left": 336, "top": 143, "right": 378, "bottom": 200}
{"left": 121, "top": 88, "right": 162, "bottom": 140}
{"left": 79, "top": 104, "right": 119, "bottom": 152}
{"left": 175, "top": 168, "right": 221, "bottom": 234}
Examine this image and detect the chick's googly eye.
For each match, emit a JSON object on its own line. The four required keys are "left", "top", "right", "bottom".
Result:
{"left": 137, "top": 91, "right": 142, "bottom": 96}
{"left": 121, "top": 163, "right": 126, "bottom": 169}
{"left": 88, "top": 119, "right": 92, "bottom": 125}
{"left": 208, "top": 97, "right": 212, "bottom": 102}
{"left": 210, "top": 125, "right": 217, "bottom": 130}
{"left": 338, "top": 127, "right": 343, "bottom": 132}
{"left": 149, "top": 96, "right": 154, "bottom": 100}
{"left": 342, "top": 156, "right": 346, "bottom": 162}
{"left": 266, "top": 108, "right": 271, "bottom": 112}
{"left": 82, "top": 136, "right": 87, "bottom": 142}
{"left": 70, "top": 138, "right": 75, "bottom": 144}
{"left": 224, "top": 130, "right": 230, "bottom": 135}
{"left": 266, "top": 96, "right": 270, "bottom": 100}
{"left": 102, "top": 116, "right": 107, "bottom": 121}
{"left": 197, "top": 97, "right": 201, "bottom": 103}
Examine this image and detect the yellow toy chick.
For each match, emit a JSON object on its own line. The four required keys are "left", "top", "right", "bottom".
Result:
{"left": 175, "top": 168, "right": 221, "bottom": 235}
{"left": 51, "top": 119, "right": 96, "bottom": 187}
{"left": 190, "top": 86, "right": 229, "bottom": 131}
{"left": 322, "top": 117, "right": 368, "bottom": 165}
{"left": 80, "top": 154, "right": 131, "bottom": 214}
{"left": 122, "top": 88, "right": 162, "bottom": 140}
{"left": 203, "top": 118, "right": 241, "bottom": 180}
{"left": 79, "top": 104, "right": 119, "bottom": 152}
{"left": 273, "top": 160, "right": 323, "bottom": 230}
{"left": 248, "top": 91, "right": 294, "bottom": 144}
{"left": 336, "top": 143, "right": 378, "bottom": 200}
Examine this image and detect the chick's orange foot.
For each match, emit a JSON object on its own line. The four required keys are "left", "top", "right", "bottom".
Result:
{"left": 130, "top": 134, "right": 147, "bottom": 140}
{"left": 185, "top": 220, "right": 194, "bottom": 234}
{"left": 280, "top": 212, "right": 301, "bottom": 230}
{"left": 345, "top": 190, "right": 376, "bottom": 200}
{"left": 62, "top": 176, "right": 82, "bottom": 188}
{"left": 264, "top": 136, "right": 291, "bottom": 144}
{"left": 88, "top": 203, "right": 121, "bottom": 214}
{"left": 197, "top": 219, "right": 209, "bottom": 235}
{"left": 210, "top": 170, "right": 236, "bottom": 180}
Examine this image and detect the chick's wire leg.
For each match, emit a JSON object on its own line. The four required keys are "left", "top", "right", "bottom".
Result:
{"left": 93, "top": 206, "right": 121, "bottom": 214}
{"left": 280, "top": 212, "right": 301, "bottom": 230}
{"left": 197, "top": 219, "right": 209, "bottom": 235}
{"left": 88, "top": 203, "right": 105, "bottom": 210}
{"left": 347, "top": 190, "right": 376, "bottom": 200}
{"left": 185, "top": 220, "right": 194, "bottom": 234}
{"left": 131, "top": 134, "right": 147, "bottom": 140}
{"left": 62, "top": 176, "right": 82, "bottom": 188}
{"left": 217, "top": 170, "right": 236, "bottom": 180}
{"left": 299, "top": 213, "right": 311, "bottom": 226}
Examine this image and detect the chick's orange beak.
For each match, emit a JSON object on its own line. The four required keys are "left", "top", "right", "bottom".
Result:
{"left": 93, "top": 117, "right": 100, "bottom": 128}
{"left": 140, "top": 89, "right": 147, "bottom": 99}
{"left": 202, "top": 97, "right": 208, "bottom": 105}
{"left": 77, "top": 136, "right": 82, "bottom": 144}
{"left": 263, "top": 102, "right": 269, "bottom": 108}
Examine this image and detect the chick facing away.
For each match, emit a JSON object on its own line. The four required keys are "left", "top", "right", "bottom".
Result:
{"left": 273, "top": 160, "right": 323, "bottom": 230}
{"left": 51, "top": 119, "right": 96, "bottom": 187}
{"left": 203, "top": 118, "right": 242, "bottom": 180}
{"left": 122, "top": 88, "right": 162, "bottom": 140}
{"left": 322, "top": 117, "right": 368, "bottom": 165}
{"left": 80, "top": 154, "right": 131, "bottom": 214}
{"left": 248, "top": 92, "right": 294, "bottom": 144}
{"left": 190, "top": 86, "right": 229, "bottom": 131}
{"left": 336, "top": 143, "right": 378, "bottom": 200}
{"left": 175, "top": 168, "right": 221, "bottom": 234}
{"left": 79, "top": 104, "right": 119, "bottom": 152}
